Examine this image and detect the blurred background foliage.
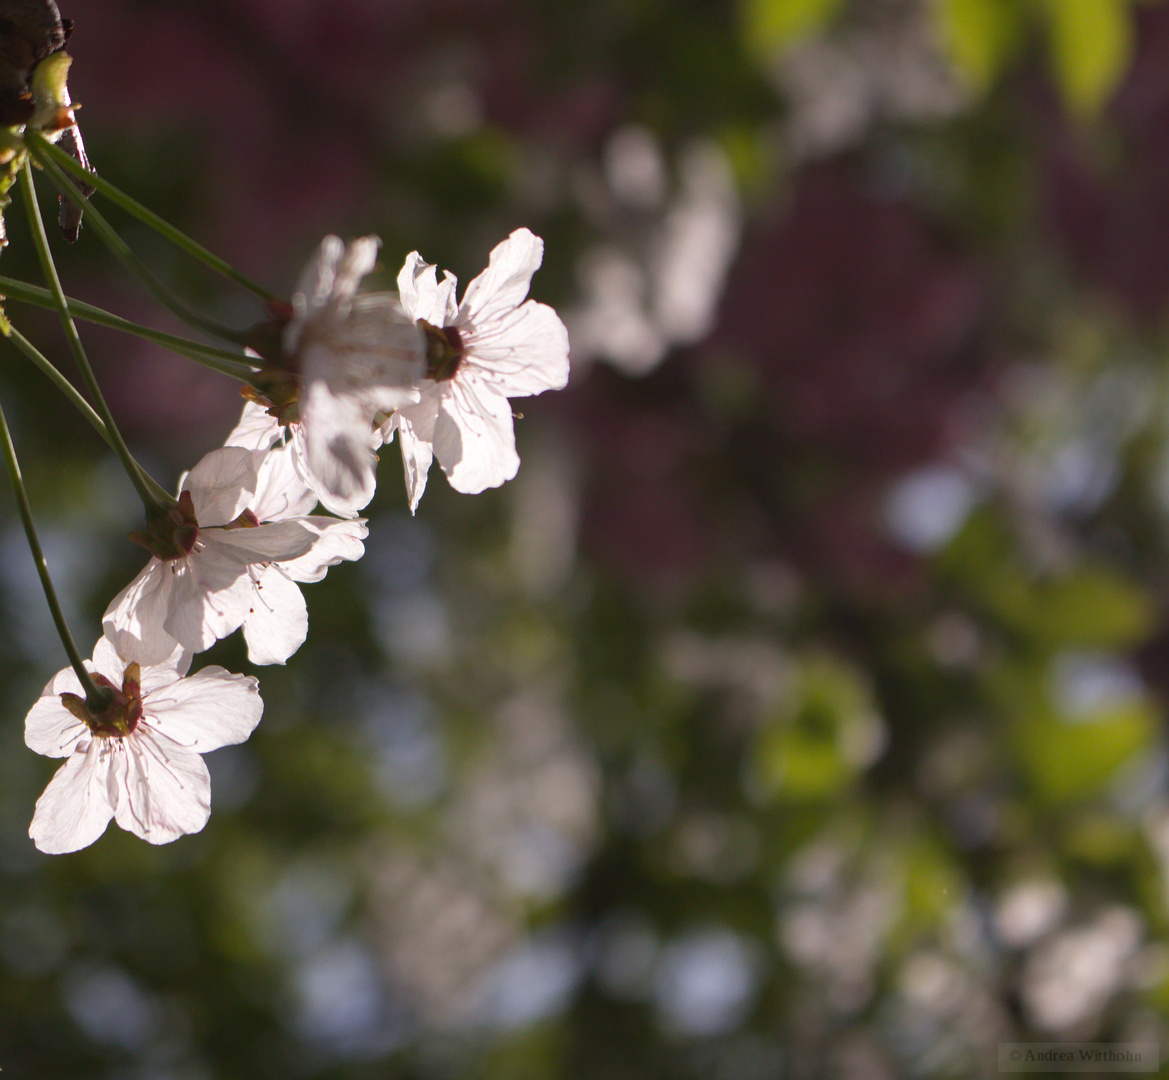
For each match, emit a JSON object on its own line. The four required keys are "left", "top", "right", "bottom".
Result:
{"left": 5, "top": 0, "right": 1169, "bottom": 1077}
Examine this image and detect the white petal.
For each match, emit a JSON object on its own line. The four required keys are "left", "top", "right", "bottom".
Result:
{"left": 90, "top": 636, "right": 128, "bottom": 683}
{"left": 398, "top": 253, "right": 459, "bottom": 326}
{"left": 114, "top": 734, "right": 211, "bottom": 845}
{"left": 308, "top": 295, "right": 426, "bottom": 412}
{"left": 458, "top": 228, "right": 543, "bottom": 327}
{"left": 29, "top": 740, "right": 114, "bottom": 854}
{"left": 285, "top": 236, "right": 379, "bottom": 354}
{"left": 389, "top": 393, "right": 440, "bottom": 512}
{"left": 136, "top": 642, "right": 194, "bottom": 692}
{"left": 435, "top": 376, "right": 519, "bottom": 494}
{"left": 241, "top": 567, "right": 308, "bottom": 665}
{"left": 279, "top": 517, "right": 368, "bottom": 583}
{"left": 463, "top": 300, "right": 570, "bottom": 395}
{"left": 205, "top": 520, "right": 317, "bottom": 564}
{"left": 182, "top": 446, "right": 260, "bottom": 525}
{"left": 95, "top": 635, "right": 192, "bottom": 690}
{"left": 300, "top": 379, "right": 379, "bottom": 511}
{"left": 103, "top": 560, "right": 179, "bottom": 667}
{"left": 252, "top": 442, "right": 318, "bottom": 522}
{"left": 286, "top": 235, "right": 346, "bottom": 354}
{"left": 332, "top": 236, "right": 381, "bottom": 309}
{"left": 224, "top": 401, "right": 281, "bottom": 452}
{"left": 162, "top": 549, "right": 251, "bottom": 654}
{"left": 25, "top": 679, "right": 87, "bottom": 758}
{"left": 288, "top": 425, "right": 367, "bottom": 519}
{"left": 145, "top": 667, "right": 263, "bottom": 751}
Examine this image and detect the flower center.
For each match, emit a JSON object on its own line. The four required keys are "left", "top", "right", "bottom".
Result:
{"left": 60, "top": 663, "right": 143, "bottom": 739}
{"left": 128, "top": 490, "right": 200, "bottom": 561}
{"left": 420, "top": 321, "right": 464, "bottom": 381}
{"left": 241, "top": 371, "right": 301, "bottom": 426}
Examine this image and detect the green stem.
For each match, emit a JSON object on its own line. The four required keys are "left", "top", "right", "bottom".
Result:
{"left": 2, "top": 327, "right": 173, "bottom": 505}
{"left": 4, "top": 325, "right": 111, "bottom": 444}
{"left": 20, "top": 161, "right": 172, "bottom": 517}
{"left": 27, "top": 140, "right": 251, "bottom": 347}
{"left": 0, "top": 394, "right": 107, "bottom": 708}
{"left": 29, "top": 131, "right": 279, "bottom": 304}
{"left": 0, "top": 273, "right": 258, "bottom": 381}
{"left": 4, "top": 329, "right": 173, "bottom": 506}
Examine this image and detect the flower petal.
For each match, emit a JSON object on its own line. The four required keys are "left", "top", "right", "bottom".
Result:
{"left": 224, "top": 401, "right": 281, "bottom": 452}
{"left": 464, "top": 300, "right": 570, "bottom": 396}
{"left": 279, "top": 517, "right": 368, "bottom": 583}
{"left": 299, "top": 378, "right": 380, "bottom": 511}
{"left": 331, "top": 236, "right": 381, "bottom": 310}
{"left": 145, "top": 667, "right": 263, "bottom": 752}
{"left": 252, "top": 441, "right": 318, "bottom": 522}
{"left": 114, "top": 734, "right": 211, "bottom": 845}
{"left": 308, "top": 294, "right": 426, "bottom": 413}
{"left": 136, "top": 642, "right": 194, "bottom": 692}
{"left": 182, "top": 446, "right": 260, "bottom": 525}
{"left": 29, "top": 740, "right": 114, "bottom": 854}
{"left": 288, "top": 425, "right": 367, "bottom": 520}
{"left": 388, "top": 393, "right": 439, "bottom": 512}
{"left": 103, "top": 560, "right": 179, "bottom": 667}
{"left": 162, "top": 549, "right": 251, "bottom": 654}
{"left": 457, "top": 228, "right": 543, "bottom": 327}
{"left": 286, "top": 234, "right": 346, "bottom": 354}
{"left": 285, "top": 236, "right": 380, "bottom": 354}
{"left": 206, "top": 520, "right": 317, "bottom": 564}
{"left": 241, "top": 567, "right": 308, "bottom": 665}
{"left": 398, "top": 253, "right": 459, "bottom": 326}
{"left": 434, "top": 376, "right": 519, "bottom": 494}
{"left": 25, "top": 683, "right": 87, "bottom": 758}
{"left": 90, "top": 635, "right": 127, "bottom": 684}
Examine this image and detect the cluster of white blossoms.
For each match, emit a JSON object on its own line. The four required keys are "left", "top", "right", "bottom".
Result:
{"left": 26, "top": 228, "right": 570, "bottom": 853}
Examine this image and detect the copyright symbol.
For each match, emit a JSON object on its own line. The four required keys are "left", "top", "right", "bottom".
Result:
{"left": 1009, "top": 1050, "right": 1022, "bottom": 1061}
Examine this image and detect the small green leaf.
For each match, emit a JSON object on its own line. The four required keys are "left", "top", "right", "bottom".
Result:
{"left": 1041, "top": 0, "right": 1133, "bottom": 117}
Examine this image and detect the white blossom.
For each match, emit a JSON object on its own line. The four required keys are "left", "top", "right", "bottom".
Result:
{"left": 25, "top": 636, "right": 263, "bottom": 853}
{"left": 389, "top": 228, "right": 570, "bottom": 512}
{"left": 103, "top": 444, "right": 348, "bottom": 666}
{"left": 225, "top": 404, "right": 370, "bottom": 664}
{"left": 284, "top": 235, "right": 426, "bottom": 515}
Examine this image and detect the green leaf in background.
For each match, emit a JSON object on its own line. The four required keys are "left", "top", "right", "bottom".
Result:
{"left": 995, "top": 663, "right": 1156, "bottom": 803}
{"left": 975, "top": 565, "right": 1154, "bottom": 651}
{"left": 1040, "top": 0, "right": 1134, "bottom": 116}
{"left": 901, "top": 836, "right": 964, "bottom": 929}
{"left": 943, "top": 512, "right": 1155, "bottom": 650}
{"left": 753, "top": 656, "right": 884, "bottom": 801}
{"left": 936, "top": 0, "right": 1025, "bottom": 92}
{"left": 1021, "top": 703, "right": 1154, "bottom": 802}
{"left": 739, "top": 0, "right": 843, "bottom": 60}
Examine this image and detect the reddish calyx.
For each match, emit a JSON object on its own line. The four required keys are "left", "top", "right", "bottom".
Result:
{"left": 60, "top": 663, "right": 143, "bottom": 738}
{"left": 129, "top": 490, "right": 200, "bottom": 561}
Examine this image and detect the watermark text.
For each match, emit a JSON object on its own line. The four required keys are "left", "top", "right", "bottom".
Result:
{"left": 999, "top": 1043, "right": 1158, "bottom": 1073}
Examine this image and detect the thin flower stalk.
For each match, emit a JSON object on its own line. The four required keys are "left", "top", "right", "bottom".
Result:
{"left": 20, "top": 161, "right": 173, "bottom": 518}
{"left": 28, "top": 142, "right": 251, "bottom": 348}
{"left": 28, "top": 131, "right": 278, "bottom": 305}
{"left": 4, "top": 324, "right": 111, "bottom": 445}
{"left": 0, "top": 394, "right": 108, "bottom": 710}
{"left": 4, "top": 327, "right": 176, "bottom": 508}
{"left": 0, "top": 273, "right": 258, "bottom": 381}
